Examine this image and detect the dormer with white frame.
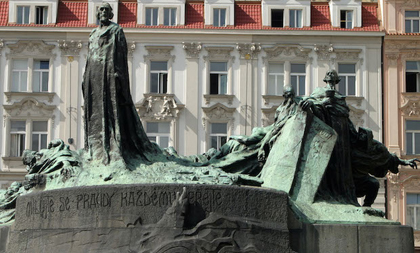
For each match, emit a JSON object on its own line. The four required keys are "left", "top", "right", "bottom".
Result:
{"left": 204, "top": 0, "right": 234, "bottom": 27}
{"left": 8, "top": 0, "right": 59, "bottom": 25}
{"left": 88, "top": 0, "right": 119, "bottom": 26}
{"left": 262, "top": 0, "right": 311, "bottom": 28}
{"left": 138, "top": 0, "right": 186, "bottom": 26}
{"left": 329, "top": 0, "right": 362, "bottom": 29}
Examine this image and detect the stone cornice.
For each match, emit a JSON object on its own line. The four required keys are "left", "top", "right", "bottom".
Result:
{"left": 6, "top": 40, "right": 56, "bottom": 60}
{"left": 58, "top": 40, "right": 83, "bottom": 56}
{"left": 204, "top": 46, "right": 235, "bottom": 62}
{"left": 236, "top": 43, "right": 261, "bottom": 60}
{"left": 144, "top": 46, "right": 175, "bottom": 61}
{"left": 263, "top": 44, "right": 312, "bottom": 62}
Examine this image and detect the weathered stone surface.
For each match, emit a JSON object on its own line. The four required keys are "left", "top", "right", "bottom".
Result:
{"left": 358, "top": 225, "right": 414, "bottom": 253}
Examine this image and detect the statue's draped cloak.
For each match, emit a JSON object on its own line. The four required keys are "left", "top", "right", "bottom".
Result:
{"left": 82, "top": 22, "right": 157, "bottom": 164}
{"left": 308, "top": 87, "right": 359, "bottom": 205}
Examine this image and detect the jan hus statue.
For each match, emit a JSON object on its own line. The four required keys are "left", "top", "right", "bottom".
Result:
{"left": 82, "top": 3, "right": 159, "bottom": 165}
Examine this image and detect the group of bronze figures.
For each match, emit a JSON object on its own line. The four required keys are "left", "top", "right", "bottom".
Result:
{"left": 1, "top": 3, "right": 419, "bottom": 224}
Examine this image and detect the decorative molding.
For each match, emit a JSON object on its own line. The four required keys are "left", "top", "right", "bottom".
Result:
{"left": 385, "top": 53, "right": 399, "bottom": 66}
{"left": 261, "top": 106, "right": 278, "bottom": 127}
{"left": 182, "top": 42, "right": 202, "bottom": 59}
{"left": 6, "top": 40, "right": 56, "bottom": 59}
{"left": 144, "top": 46, "right": 175, "bottom": 61}
{"left": 314, "top": 44, "right": 334, "bottom": 61}
{"left": 202, "top": 103, "right": 236, "bottom": 130}
{"left": 3, "top": 97, "right": 56, "bottom": 118}
{"left": 0, "top": 39, "right": 4, "bottom": 55}
{"left": 334, "top": 49, "right": 363, "bottom": 63}
{"left": 263, "top": 44, "right": 312, "bottom": 62}
{"left": 401, "top": 95, "right": 420, "bottom": 117}
{"left": 399, "top": 0, "right": 420, "bottom": 8}
{"left": 348, "top": 103, "right": 365, "bottom": 128}
{"left": 136, "top": 94, "right": 184, "bottom": 121}
{"left": 236, "top": 43, "right": 261, "bottom": 60}
{"left": 203, "top": 46, "right": 235, "bottom": 62}
{"left": 262, "top": 95, "right": 284, "bottom": 106}
{"left": 128, "top": 41, "right": 136, "bottom": 57}
{"left": 385, "top": 41, "right": 420, "bottom": 50}
{"left": 4, "top": 92, "right": 56, "bottom": 103}
{"left": 401, "top": 50, "right": 420, "bottom": 60}
{"left": 58, "top": 40, "right": 83, "bottom": 56}
{"left": 203, "top": 94, "right": 235, "bottom": 105}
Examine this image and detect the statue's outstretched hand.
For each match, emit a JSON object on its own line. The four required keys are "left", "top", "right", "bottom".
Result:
{"left": 299, "top": 100, "right": 313, "bottom": 111}
{"left": 401, "top": 158, "right": 420, "bottom": 169}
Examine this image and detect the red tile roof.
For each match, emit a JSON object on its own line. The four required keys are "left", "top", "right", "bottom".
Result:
{"left": 56, "top": 1, "right": 88, "bottom": 27}
{"left": 119, "top": 2, "right": 137, "bottom": 28}
{"left": 0, "top": 1, "right": 381, "bottom": 32}
{"left": 185, "top": 3, "right": 204, "bottom": 29}
{"left": 235, "top": 4, "right": 261, "bottom": 30}
{"left": 0, "top": 1, "right": 8, "bottom": 26}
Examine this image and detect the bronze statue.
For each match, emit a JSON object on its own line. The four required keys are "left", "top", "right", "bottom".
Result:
{"left": 82, "top": 3, "right": 159, "bottom": 165}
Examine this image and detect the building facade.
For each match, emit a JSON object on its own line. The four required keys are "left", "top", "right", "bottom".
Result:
{"left": 0, "top": 0, "right": 384, "bottom": 207}
{"left": 380, "top": 0, "right": 420, "bottom": 247}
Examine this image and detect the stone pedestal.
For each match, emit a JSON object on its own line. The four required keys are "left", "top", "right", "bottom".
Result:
{"left": 0, "top": 184, "right": 414, "bottom": 253}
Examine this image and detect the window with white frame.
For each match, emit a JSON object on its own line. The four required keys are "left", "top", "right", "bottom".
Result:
{"left": 210, "top": 123, "right": 227, "bottom": 150}
{"left": 150, "top": 61, "right": 168, "bottom": 94}
{"left": 146, "top": 7, "right": 158, "bottom": 26}
{"left": 407, "top": 193, "right": 420, "bottom": 230}
{"left": 33, "top": 60, "right": 49, "bottom": 92}
{"left": 11, "top": 59, "right": 49, "bottom": 92}
{"left": 11, "top": 59, "right": 28, "bottom": 92}
{"left": 32, "top": 121, "right": 48, "bottom": 152}
{"left": 291, "top": 64, "right": 306, "bottom": 96}
{"left": 210, "top": 62, "right": 228, "bottom": 95}
{"left": 289, "top": 9, "right": 302, "bottom": 28}
{"left": 340, "top": 10, "right": 353, "bottom": 29}
{"left": 338, "top": 63, "right": 356, "bottom": 96}
{"left": 35, "top": 6, "right": 48, "bottom": 25}
{"left": 164, "top": 8, "right": 176, "bottom": 26}
{"left": 268, "top": 63, "right": 284, "bottom": 95}
{"left": 406, "top": 120, "right": 420, "bottom": 155}
{"left": 17, "top": 6, "right": 30, "bottom": 24}
{"left": 146, "top": 122, "right": 170, "bottom": 148}
{"left": 405, "top": 11, "right": 420, "bottom": 33}
{"left": 10, "top": 121, "right": 26, "bottom": 157}
{"left": 406, "top": 61, "right": 420, "bottom": 92}
{"left": 271, "top": 9, "right": 283, "bottom": 27}
{"left": 213, "top": 8, "right": 226, "bottom": 27}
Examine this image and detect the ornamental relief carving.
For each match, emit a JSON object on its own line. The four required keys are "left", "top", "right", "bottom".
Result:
{"left": 144, "top": 46, "right": 175, "bottom": 61}
{"left": 137, "top": 94, "right": 184, "bottom": 121}
{"left": 58, "top": 40, "right": 83, "bottom": 56}
{"left": 263, "top": 44, "right": 312, "bottom": 62}
{"left": 6, "top": 40, "right": 56, "bottom": 59}
{"left": 385, "top": 53, "right": 399, "bottom": 66}
{"left": 261, "top": 106, "right": 278, "bottom": 127}
{"left": 236, "top": 43, "right": 261, "bottom": 60}
{"left": 202, "top": 103, "right": 235, "bottom": 131}
{"left": 401, "top": 51, "right": 420, "bottom": 60}
{"left": 182, "top": 42, "right": 202, "bottom": 59}
{"left": 385, "top": 41, "right": 420, "bottom": 50}
{"left": 3, "top": 97, "right": 56, "bottom": 118}
{"left": 348, "top": 104, "right": 365, "bottom": 128}
{"left": 314, "top": 44, "right": 334, "bottom": 61}
{"left": 401, "top": 100, "right": 420, "bottom": 117}
{"left": 397, "top": 0, "right": 420, "bottom": 8}
{"left": 0, "top": 39, "right": 4, "bottom": 55}
{"left": 204, "top": 46, "right": 235, "bottom": 62}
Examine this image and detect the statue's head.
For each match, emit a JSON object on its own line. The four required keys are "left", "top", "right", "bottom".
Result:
{"left": 97, "top": 3, "right": 114, "bottom": 22}
{"left": 323, "top": 69, "right": 340, "bottom": 85}
{"left": 283, "top": 86, "right": 295, "bottom": 99}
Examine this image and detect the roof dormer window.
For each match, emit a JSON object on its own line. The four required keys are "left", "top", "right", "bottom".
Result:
{"left": 340, "top": 10, "right": 353, "bottom": 29}
{"left": 17, "top": 6, "right": 30, "bottom": 24}
{"left": 35, "top": 6, "right": 48, "bottom": 25}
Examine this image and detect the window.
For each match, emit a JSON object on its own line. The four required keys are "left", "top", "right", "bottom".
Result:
{"left": 291, "top": 64, "right": 306, "bottom": 96}
{"left": 12, "top": 59, "right": 28, "bottom": 92}
{"left": 32, "top": 121, "right": 48, "bottom": 152}
{"left": 407, "top": 193, "right": 420, "bottom": 230}
{"left": 146, "top": 8, "right": 158, "bottom": 26}
{"left": 289, "top": 9, "right": 302, "bottom": 28}
{"left": 406, "top": 120, "right": 420, "bottom": 155}
{"left": 146, "top": 122, "right": 170, "bottom": 148}
{"left": 11, "top": 59, "right": 49, "bottom": 92}
{"left": 271, "top": 9, "right": 284, "bottom": 27}
{"left": 17, "top": 6, "right": 30, "bottom": 24}
{"left": 210, "top": 62, "right": 228, "bottom": 95}
{"left": 213, "top": 8, "right": 226, "bottom": 27}
{"left": 33, "top": 60, "right": 49, "bottom": 92}
{"left": 406, "top": 61, "right": 420, "bottom": 92}
{"left": 405, "top": 11, "right": 420, "bottom": 33}
{"left": 340, "top": 10, "right": 353, "bottom": 29}
{"left": 35, "top": 6, "right": 48, "bottom": 25}
{"left": 210, "top": 123, "right": 227, "bottom": 150}
{"left": 268, "top": 63, "right": 284, "bottom": 95}
{"left": 10, "top": 121, "right": 26, "bottom": 157}
{"left": 150, "top": 61, "right": 168, "bottom": 94}
{"left": 338, "top": 64, "right": 356, "bottom": 96}
{"left": 164, "top": 8, "right": 176, "bottom": 26}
